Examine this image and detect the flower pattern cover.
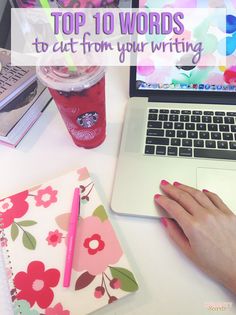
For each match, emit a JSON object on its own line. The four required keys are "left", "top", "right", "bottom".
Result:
{"left": 0, "top": 168, "right": 138, "bottom": 315}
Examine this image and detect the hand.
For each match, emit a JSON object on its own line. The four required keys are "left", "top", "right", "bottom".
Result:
{"left": 154, "top": 180, "right": 236, "bottom": 294}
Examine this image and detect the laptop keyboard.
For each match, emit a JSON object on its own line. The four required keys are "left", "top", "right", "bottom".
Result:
{"left": 145, "top": 109, "right": 236, "bottom": 160}
{"left": 0, "top": 63, "right": 29, "bottom": 96}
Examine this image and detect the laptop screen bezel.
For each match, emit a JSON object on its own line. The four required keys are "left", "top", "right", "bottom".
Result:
{"left": 130, "top": 0, "right": 236, "bottom": 105}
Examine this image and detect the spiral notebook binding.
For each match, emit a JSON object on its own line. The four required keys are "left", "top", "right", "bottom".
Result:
{"left": 0, "top": 212, "right": 18, "bottom": 304}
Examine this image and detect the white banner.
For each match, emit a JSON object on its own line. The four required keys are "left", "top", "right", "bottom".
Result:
{"left": 11, "top": 8, "right": 226, "bottom": 67}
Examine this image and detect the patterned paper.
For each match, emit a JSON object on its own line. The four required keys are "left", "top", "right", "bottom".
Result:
{"left": 0, "top": 168, "right": 138, "bottom": 315}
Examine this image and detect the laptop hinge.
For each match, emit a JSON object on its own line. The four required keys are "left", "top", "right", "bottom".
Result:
{"left": 148, "top": 95, "right": 236, "bottom": 105}
{"left": 148, "top": 95, "right": 198, "bottom": 104}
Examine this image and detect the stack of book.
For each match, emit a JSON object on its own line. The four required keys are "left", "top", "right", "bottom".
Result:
{"left": 0, "top": 49, "right": 51, "bottom": 147}
{"left": 0, "top": 0, "right": 51, "bottom": 148}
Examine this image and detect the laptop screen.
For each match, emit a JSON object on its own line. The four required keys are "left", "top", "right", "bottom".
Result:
{"left": 136, "top": 0, "right": 236, "bottom": 94}
{"left": 0, "top": 0, "right": 33, "bottom": 50}
{"left": 0, "top": 1, "right": 11, "bottom": 50}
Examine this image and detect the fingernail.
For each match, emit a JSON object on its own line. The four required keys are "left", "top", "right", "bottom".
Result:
{"left": 154, "top": 194, "right": 162, "bottom": 201}
{"left": 203, "top": 189, "right": 209, "bottom": 193}
{"left": 173, "top": 181, "right": 182, "bottom": 187}
{"left": 161, "top": 180, "right": 169, "bottom": 186}
{"left": 160, "top": 218, "right": 168, "bottom": 228}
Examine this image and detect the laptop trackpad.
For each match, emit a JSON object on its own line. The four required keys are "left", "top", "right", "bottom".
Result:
{"left": 197, "top": 168, "right": 236, "bottom": 214}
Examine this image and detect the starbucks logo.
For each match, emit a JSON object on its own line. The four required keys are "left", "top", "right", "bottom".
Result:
{"left": 77, "top": 112, "right": 99, "bottom": 128}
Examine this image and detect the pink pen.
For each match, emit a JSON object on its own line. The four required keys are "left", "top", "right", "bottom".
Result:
{"left": 63, "top": 188, "right": 80, "bottom": 288}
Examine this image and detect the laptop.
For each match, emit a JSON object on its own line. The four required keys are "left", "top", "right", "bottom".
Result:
{"left": 111, "top": 0, "right": 236, "bottom": 217}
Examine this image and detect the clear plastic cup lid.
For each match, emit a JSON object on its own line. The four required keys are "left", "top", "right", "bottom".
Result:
{"left": 36, "top": 66, "right": 105, "bottom": 92}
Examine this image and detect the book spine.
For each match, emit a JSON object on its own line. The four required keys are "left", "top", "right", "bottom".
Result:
{"left": 0, "top": 213, "right": 18, "bottom": 304}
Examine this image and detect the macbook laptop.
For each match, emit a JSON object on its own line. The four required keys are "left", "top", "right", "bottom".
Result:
{"left": 111, "top": 0, "right": 236, "bottom": 217}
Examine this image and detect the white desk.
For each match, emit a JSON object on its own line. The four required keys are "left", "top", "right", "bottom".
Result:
{"left": 0, "top": 67, "right": 235, "bottom": 315}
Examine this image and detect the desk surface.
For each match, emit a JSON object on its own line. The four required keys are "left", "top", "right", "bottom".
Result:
{"left": 0, "top": 67, "right": 235, "bottom": 315}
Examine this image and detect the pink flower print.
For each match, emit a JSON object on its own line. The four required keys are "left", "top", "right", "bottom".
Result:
{"left": 46, "top": 230, "right": 63, "bottom": 247}
{"left": 0, "top": 237, "right": 8, "bottom": 247}
{"left": 83, "top": 234, "right": 105, "bottom": 255}
{"left": 34, "top": 186, "right": 58, "bottom": 208}
{"left": 0, "top": 191, "right": 29, "bottom": 228}
{"left": 14, "top": 261, "right": 60, "bottom": 309}
{"left": 45, "top": 303, "right": 70, "bottom": 315}
{"left": 73, "top": 216, "right": 123, "bottom": 275}
{"left": 0, "top": 198, "right": 13, "bottom": 212}
{"left": 77, "top": 167, "right": 90, "bottom": 181}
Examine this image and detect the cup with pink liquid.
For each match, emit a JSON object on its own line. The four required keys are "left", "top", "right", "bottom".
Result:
{"left": 37, "top": 66, "right": 106, "bottom": 149}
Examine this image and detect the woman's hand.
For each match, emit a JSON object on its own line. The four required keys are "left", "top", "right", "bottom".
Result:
{"left": 154, "top": 180, "right": 236, "bottom": 294}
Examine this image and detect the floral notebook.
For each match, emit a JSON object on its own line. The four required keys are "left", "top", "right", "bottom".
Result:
{"left": 0, "top": 168, "right": 138, "bottom": 315}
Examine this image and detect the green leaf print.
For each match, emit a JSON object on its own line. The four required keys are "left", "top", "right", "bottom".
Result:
{"left": 11, "top": 223, "right": 19, "bottom": 241}
{"left": 109, "top": 267, "right": 139, "bottom": 292}
{"left": 93, "top": 205, "right": 108, "bottom": 222}
{"left": 17, "top": 220, "right": 37, "bottom": 227}
{"left": 22, "top": 231, "right": 36, "bottom": 250}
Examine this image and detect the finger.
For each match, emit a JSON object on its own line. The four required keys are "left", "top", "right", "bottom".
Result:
{"left": 202, "top": 190, "right": 233, "bottom": 215}
{"left": 155, "top": 194, "right": 193, "bottom": 236}
{"left": 160, "top": 218, "right": 193, "bottom": 260}
{"left": 160, "top": 180, "right": 205, "bottom": 216}
{"left": 173, "top": 182, "right": 217, "bottom": 211}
